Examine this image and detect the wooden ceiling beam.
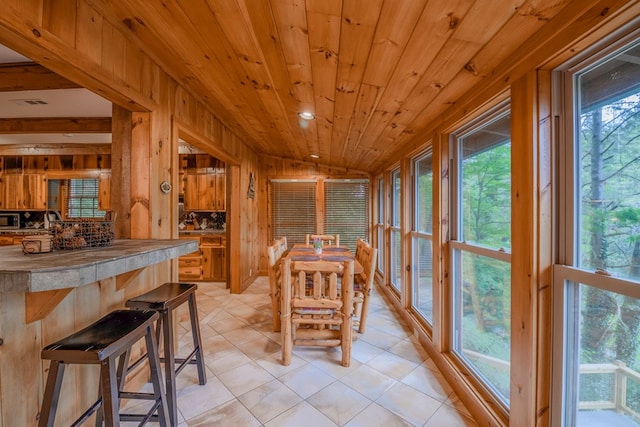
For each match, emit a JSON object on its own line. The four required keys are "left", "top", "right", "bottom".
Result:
{"left": 0, "top": 117, "right": 112, "bottom": 133}
{"left": 0, "top": 63, "right": 81, "bottom": 92}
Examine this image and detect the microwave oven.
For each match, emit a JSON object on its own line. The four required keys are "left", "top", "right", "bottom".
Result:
{"left": 0, "top": 213, "right": 20, "bottom": 229}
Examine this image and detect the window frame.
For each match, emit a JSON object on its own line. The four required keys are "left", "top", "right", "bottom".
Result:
{"left": 411, "top": 149, "right": 435, "bottom": 325}
{"left": 390, "top": 167, "right": 402, "bottom": 293}
{"left": 449, "top": 102, "right": 513, "bottom": 408}
{"left": 552, "top": 30, "right": 640, "bottom": 426}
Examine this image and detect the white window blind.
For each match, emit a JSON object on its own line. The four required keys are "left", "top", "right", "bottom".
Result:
{"left": 270, "top": 180, "right": 316, "bottom": 245}
{"left": 324, "top": 179, "right": 370, "bottom": 251}
{"left": 66, "top": 178, "right": 105, "bottom": 218}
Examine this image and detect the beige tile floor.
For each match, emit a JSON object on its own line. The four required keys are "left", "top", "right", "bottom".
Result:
{"left": 126, "top": 277, "right": 478, "bottom": 426}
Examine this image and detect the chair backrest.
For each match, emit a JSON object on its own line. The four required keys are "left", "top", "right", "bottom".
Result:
{"left": 281, "top": 257, "right": 354, "bottom": 317}
{"left": 356, "top": 240, "right": 377, "bottom": 291}
{"left": 355, "top": 238, "right": 367, "bottom": 261}
{"left": 274, "top": 236, "right": 288, "bottom": 252}
{"left": 305, "top": 234, "right": 340, "bottom": 247}
{"left": 268, "top": 241, "right": 289, "bottom": 331}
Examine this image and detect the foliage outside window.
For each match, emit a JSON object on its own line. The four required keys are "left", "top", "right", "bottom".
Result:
{"left": 558, "top": 39, "right": 640, "bottom": 426}
{"left": 390, "top": 168, "right": 402, "bottom": 293}
{"left": 412, "top": 152, "right": 434, "bottom": 323}
{"left": 452, "top": 109, "right": 512, "bottom": 405}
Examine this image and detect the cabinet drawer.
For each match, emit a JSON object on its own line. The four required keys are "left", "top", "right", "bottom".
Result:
{"left": 201, "top": 236, "right": 225, "bottom": 247}
{"left": 179, "top": 266, "right": 203, "bottom": 278}
{"left": 0, "top": 236, "right": 14, "bottom": 246}
{"left": 179, "top": 256, "right": 202, "bottom": 267}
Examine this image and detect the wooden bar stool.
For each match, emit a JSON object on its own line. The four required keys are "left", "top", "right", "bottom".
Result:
{"left": 125, "top": 282, "right": 207, "bottom": 426}
{"left": 38, "top": 309, "right": 169, "bottom": 427}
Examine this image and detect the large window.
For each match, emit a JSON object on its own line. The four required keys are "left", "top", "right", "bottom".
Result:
{"left": 269, "top": 178, "right": 370, "bottom": 249}
{"left": 412, "top": 151, "right": 434, "bottom": 323}
{"left": 555, "top": 38, "right": 640, "bottom": 427}
{"left": 390, "top": 168, "right": 402, "bottom": 293}
{"left": 376, "top": 177, "right": 385, "bottom": 274}
{"left": 270, "top": 180, "right": 317, "bottom": 245}
{"left": 324, "top": 179, "right": 370, "bottom": 250}
{"left": 451, "top": 108, "right": 511, "bottom": 405}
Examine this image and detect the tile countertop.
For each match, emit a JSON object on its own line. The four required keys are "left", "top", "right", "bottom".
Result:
{"left": 179, "top": 229, "right": 226, "bottom": 235}
{"left": 0, "top": 239, "right": 198, "bottom": 293}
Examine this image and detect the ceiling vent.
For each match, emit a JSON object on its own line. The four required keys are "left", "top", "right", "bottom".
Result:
{"left": 11, "top": 98, "right": 48, "bottom": 106}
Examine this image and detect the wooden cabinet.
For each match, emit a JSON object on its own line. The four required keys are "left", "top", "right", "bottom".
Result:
{"left": 2, "top": 174, "right": 23, "bottom": 209}
{"left": 0, "top": 235, "right": 14, "bottom": 246}
{"left": 0, "top": 171, "right": 46, "bottom": 210}
{"left": 23, "top": 174, "right": 47, "bottom": 210}
{"left": 201, "top": 235, "right": 226, "bottom": 281}
{"left": 183, "top": 172, "right": 225, "bottom": 211}
{"left": 178, "top": 236, "right": 203, "bottom": 280}
{"left": 178, "top": 234, "right": 226, "bottom": 281}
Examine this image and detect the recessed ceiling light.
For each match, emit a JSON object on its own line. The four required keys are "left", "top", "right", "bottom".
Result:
{"left": 310, "top": 154, "right": 319, "bottom": 159}
{"left": 298, "top": 111, "right": 315, "bottom": 120}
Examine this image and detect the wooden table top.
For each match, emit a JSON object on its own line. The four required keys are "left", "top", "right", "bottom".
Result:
{"left": 286, "top": 244, "right": 363, "bottom": 275}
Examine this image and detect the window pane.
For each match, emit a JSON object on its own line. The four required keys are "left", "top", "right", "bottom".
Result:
{"left": 391, "top": 169, "right": 402, "bottom": 292}
{"left": 412, "top": 235, "right": 433, "bottom": 322}
{"left": 454, "top": 250, "right": 511, "bottom": 402}
{"left": 270, "top": 180, "right": 316, "bottom": 245}
{"left": 392, "top": 169, "right": 401, "bottom": 227}
{"left": 390, "top": 228, "right": 401, "bottom": 292}
{"left": 67, "top": 179, "right": 105, "bottom": 218}
{"left": 461, "top": 115, "right": 511, "bottom": 250}
{"left": 572, "top": 283, "right": 640, "bottom": 426}
{"left": 416, "top": 155, "right": 433, "bottom": 233}
{"left": 324, "top": 179, "right": 369, "bottom": 251}
{"left": 577, "top": 42, "right": 640, "bottom": 281}
{"left": 377, "top": 177, "right": 385, "bottom": 274}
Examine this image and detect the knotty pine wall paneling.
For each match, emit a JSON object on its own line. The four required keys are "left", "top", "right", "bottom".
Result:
{"left": 0, "top": 2, "right": 259, "bottom": 425}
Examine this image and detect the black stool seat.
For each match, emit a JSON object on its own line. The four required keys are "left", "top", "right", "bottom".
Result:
{"left": 126, "top": 282, "right": 206, "bottom": 426}
{"left": 38, "top": 309, "right": 169, "bottom": 427}
{"left": 126, "top": 282, "right": 197, "bottom": 311}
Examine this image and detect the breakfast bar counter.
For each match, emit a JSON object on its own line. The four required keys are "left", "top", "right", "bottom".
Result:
{"left": 0, "top": 238, "right": 199, "bottom": 425}
{"left": 0, "top": 239, "right": 198, "bottom": 293}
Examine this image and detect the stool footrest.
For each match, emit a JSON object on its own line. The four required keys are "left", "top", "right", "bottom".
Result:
{"left": 70, "top": 399, "right": 102, "bottom": 427}
{"left": 120, "top": 391, "right": 158, "bottom": 401}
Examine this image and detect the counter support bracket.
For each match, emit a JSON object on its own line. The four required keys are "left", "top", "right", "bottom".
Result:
{"left": 25, "top": 288, "right": 73, "bottom": 324}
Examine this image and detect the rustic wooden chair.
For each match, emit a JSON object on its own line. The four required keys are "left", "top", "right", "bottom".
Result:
{"left": 274, "top": 236, "right": 288, "bottom": 252}
{"left": 305, "top": 233, "right": 340, "bottom": 246}
{"left": 267, "top": 240, "right": 288, "bottom": 332}
{"left": 353, "top": 239, "right": 378, "bottom": 334}
{"left": 280, "top": 257, "right": 354, "bottom": 367}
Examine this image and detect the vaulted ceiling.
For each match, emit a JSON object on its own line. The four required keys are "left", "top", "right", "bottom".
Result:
{"left": 0, "top": 1, "right": 610, "bottom": 172}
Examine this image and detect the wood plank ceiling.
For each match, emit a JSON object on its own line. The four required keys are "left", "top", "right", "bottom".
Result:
{"left": 18, "top": 0, "right": 576, "bottom": 172}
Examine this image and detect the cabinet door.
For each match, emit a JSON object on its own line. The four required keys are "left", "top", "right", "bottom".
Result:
{"left": 23, "top": 174, "right": 47, "bottom": 209}
{"left": 201, "top": 247, "right": 214, "bottom": 280}
{"left": 197, "top": 174, "right": 216, "bottom": 210}
{"left": 3, "top": 174, "right": 24, "bottom": 209}
{"left": 211, "top": 247, "right": 227, "bottom": 280}
{"left": 184, "top": 174, "right": 199, "bottom": 210}
{"left": 215, "top": 172, "right": 226, "bottom": 211}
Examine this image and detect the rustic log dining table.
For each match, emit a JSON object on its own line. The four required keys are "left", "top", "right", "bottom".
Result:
{"left": 285, "top": 244, "right": 364, "bottom": 275}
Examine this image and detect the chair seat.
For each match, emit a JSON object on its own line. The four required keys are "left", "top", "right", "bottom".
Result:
{"left": 125, "top": 282, "right": 197, "bottom": 311}
{"left": 42, "top": 310, "right": 157, "bottom": 363}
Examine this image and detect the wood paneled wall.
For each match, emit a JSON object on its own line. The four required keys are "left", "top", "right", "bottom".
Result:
{"left": 0, "top": 2, "right": 261, "bottom": 425}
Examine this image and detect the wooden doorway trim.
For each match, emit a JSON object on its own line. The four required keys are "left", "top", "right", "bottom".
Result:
{"left": 173, "top": 119, "right": 240, "bottom": 292}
